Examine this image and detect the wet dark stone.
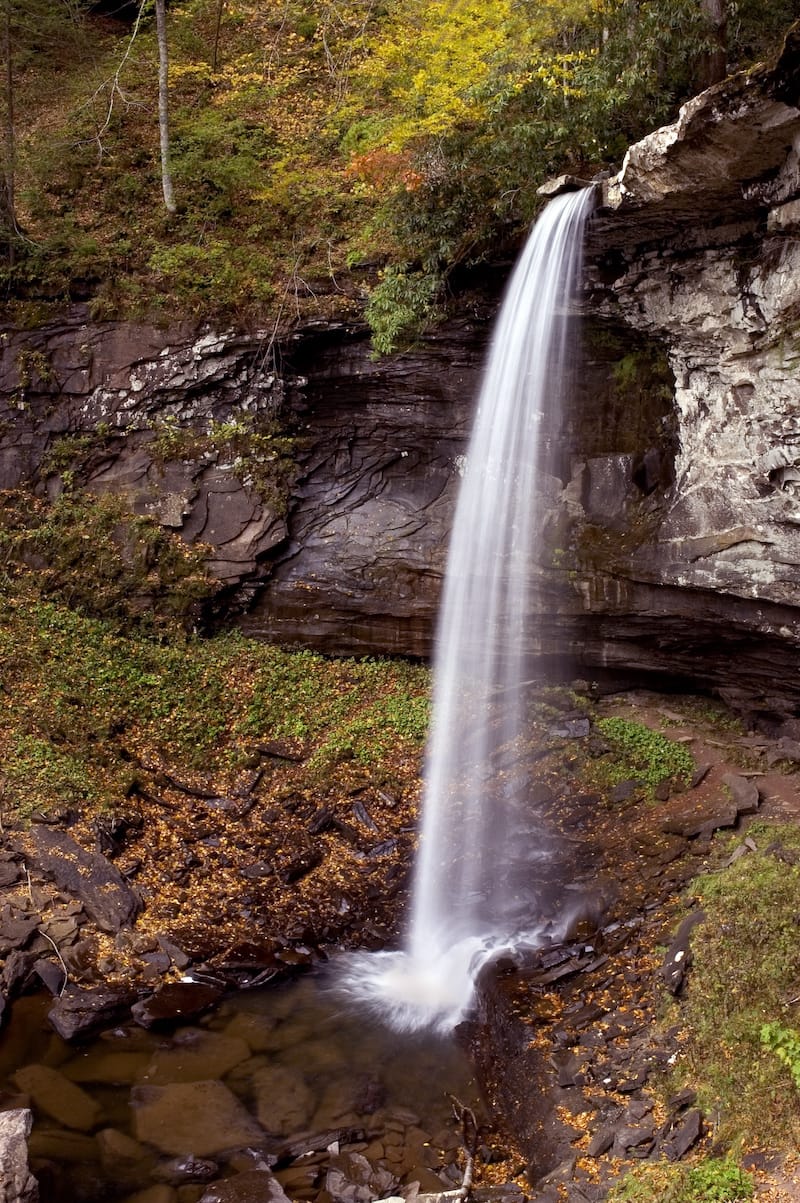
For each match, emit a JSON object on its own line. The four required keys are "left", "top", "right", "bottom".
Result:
{"left": 661, "top": 910, "right": 706, "bottom": 995}
{"left": 20, "top": 826, "right": 141, "bottom": 933}
{"left": 33, "top": 958, "right": 66, "bottom": 996}
{"left": 549, "top": 717, "right": 591, "bottom": 739}
{"left": 667, "top": 1087, "right": 697, "bottom": 1113}
{"left": 0, "top": 861, "right": 22, "bottom": 888}
{"left": 278, "top": 850, "right": 323, "bottom": 884}
{"left": 0, "top": 908, "right": 41, "bottom": 952}
{"left": 610, "top": 781, "right": 641, "bottom": 804}
{"left": 157, "top": 936, "right": 192, "bottom": 969}
{"left": 241, "top": 861, "right": 275, "bottom": 880}
{"left": 690, "top": 763, "right": 712, "bottom": 788}
{"left": 722, "top": 773, "right": 760, "bottom": 816}
{"left": 586, "top": 1128, "right": 615, "bottom": 1158}
{"left": 654, "top": 779, "right": 672, "bottom": 801}
{"left": 550, "top": 1050, "right": 583, "bottom": 1089}
{"left": 131, "top": 981, "right": 225, "bottom": 1028}
{"left": 766, "top": 841, "right": 800, "bottom": 865}
{"left": 613, "top": 1124, "right": 655, "bottom": 1154}
{"left": 662, "top": 1108, "right": 703, "bottom": 1161}
{"left": 155, "top": 1155, "right": 219, "bottom": 1183}
{"left": 308, "top": 807, "right": 335, "bottom": 835}
{"left": 48, "top": 984, "right": 138, "bottom": 1041}
{"left": 199, "top": 1169, "right": 290, "bottom": 1202}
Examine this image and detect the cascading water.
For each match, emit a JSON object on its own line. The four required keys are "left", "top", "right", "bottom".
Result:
{"left": 341, "top": 187, "right": 595, "bottom": 1032}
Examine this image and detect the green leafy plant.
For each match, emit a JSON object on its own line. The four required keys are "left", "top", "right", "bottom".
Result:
{"left": 761, "top": 1021, "right": 800, "bottom": 1092}
{"left": 365, "top": 266, "right": 441, "bottom": 356}
{"left": 594, "top": 716, "right": 694, "bottom": 789}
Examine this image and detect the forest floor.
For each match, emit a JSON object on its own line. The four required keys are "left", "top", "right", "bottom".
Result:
{"left": 1, "top": 590, "right": 800, "bottom": 1201}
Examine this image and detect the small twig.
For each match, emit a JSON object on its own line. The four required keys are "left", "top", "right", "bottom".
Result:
{"left": 450, "top": 1096, "right": 479, "bottom": 1202}
{"left": 38, "top": 930, "right": 69, "bottom": 997}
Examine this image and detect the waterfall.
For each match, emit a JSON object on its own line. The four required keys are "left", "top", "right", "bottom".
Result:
{"left": 340, "top": 187, "right": 595, "bottom": 1032}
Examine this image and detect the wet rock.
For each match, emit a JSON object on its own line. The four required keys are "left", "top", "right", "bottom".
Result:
{"left": 0, "top": 909, "right": 41, "bottom": 953}
{"left": 198, "top": 1170, "right": 290, "bottom": 1203}
{"left": 661, "top": 802, "right": 738, "bottom": 840}
{"left": 122, "top": 1187, "right": 176, "bottom": 1203}
{"left": 96, "top": 1128, "right": 155, "bottom": 1182}
{"left": 690, "top": 763, "right": 712, "bottom": 788}
{"left": 32, "top": 959, "right": 66, "bottom": 997}
{"left": 131, "top": 982, "right": 225, "bottom": 1028}
{"left": 612, "top": 1124, "right": 655, "bottom": 1156}
{"left": 276, "top": 850, "right": 323, "bottom": 885}
{"left": 221, "top": 1011, "right": 277, "bottom": 1052}
{"left": 326, "top": 1152, "right": 398, "bottom": 1203}
{"left": 153, "top": 1156, "right": 219, "bottom": 1185}
{"left": 0, "top": 1109, "right": 38, "bottom": 1202}
{"left": 549, "top": 717, "right": 591, "bottom": 739}
{"left": 62, "top": 1048, "right": 151, "bottom": 1085}
{"left": 661, "top": 1108, "right": 703, "bottom": 1162}
{"left": 141, "top": 1029, "right": 251, "bottom": 1084}
{"left": 610, "top": 781, "right": 641, "bottom": 804}
{"left": 156, "top": 937, "right": 191, "bottom": 970}
{"left": 661, "top": 910, "right": 706, "bottom": 995}
{"left": 13, "top": 1064, "right": 102, "bottom": 1131}
{"left": 0, "top": 861, "right": 22, "bottom": 889}
{"left": 27, "top": 1126, "right": 100, "bottom": 1164}
{"left": 20, "top": 827, "right": 141, "bottom": 933}
{"left": 721, "top": 773, "right": 760, "bottom": 816}
{"left": 47, "top": 984, "right": 137, "bottom": 1041}
{"left": 251, "top": 1064, "right": 314, "bottom": 1136}
{"left": 131, "top": 1081, "right": 267, "bottom": 1157}
{"left": 586, "top": 1128, "right": 615, "bottom": 1158}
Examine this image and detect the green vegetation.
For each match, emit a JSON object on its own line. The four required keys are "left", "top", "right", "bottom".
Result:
{"left": 593, "top": 716, "right": 695, "bottom": 791}
{"left": 2, "top": 0, "right": 797, "bottom": 347}
{"left": 608, "top": 1158, "right": 753, "bottom": 1203}
{"left": 0, "top": 585, "right": 430, "bottom": 820}
{"left": 0, "top": 489, "right": 211, "bottom": 634}
{"left": 669, "top": 822, "right": 800, "bottom": 1145}
{"left": 761, "top": 1021, "right": 800, "bottom": 1092}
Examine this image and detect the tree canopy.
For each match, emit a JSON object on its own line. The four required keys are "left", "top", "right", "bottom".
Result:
{"left": 0, "top": 0, "right": 798, "bottom": 342}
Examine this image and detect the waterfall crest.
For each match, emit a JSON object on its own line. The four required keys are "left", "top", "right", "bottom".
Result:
{"left": 340, "top": 188, "right": 595, "bottom": 1032}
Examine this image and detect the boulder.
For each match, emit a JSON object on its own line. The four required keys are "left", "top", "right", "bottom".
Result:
{"left": 0, "top": 1110, "right": 38, "bottom": 1203}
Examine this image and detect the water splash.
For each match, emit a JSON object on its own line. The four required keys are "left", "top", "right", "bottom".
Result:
{"left": 340, "top": 188, "right": 595, "bottom": 1032}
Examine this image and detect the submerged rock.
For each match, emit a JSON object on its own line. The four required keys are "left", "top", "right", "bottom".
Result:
{"left": 131, "top": 1080, "right": 267, "bottom": 1157}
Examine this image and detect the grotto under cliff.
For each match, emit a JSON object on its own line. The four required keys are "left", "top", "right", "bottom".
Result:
{"left": 1, "top": 27, "right": 800, "bottom": 723}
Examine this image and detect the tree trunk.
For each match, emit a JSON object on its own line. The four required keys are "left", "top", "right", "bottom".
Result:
{"left": 1, "top": 0, "right": 15, "bottom": 264}
{"left": 700, "top": 0, "right": 727, "bottom": 86}
{"left": 155, "top": 0, "right": 176, "bottom": 213}
{"left": 211, "top": 0, "right": 226, "bottom": 72}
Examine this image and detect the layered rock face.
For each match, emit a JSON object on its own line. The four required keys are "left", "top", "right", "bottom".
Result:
{"left": 568, "top": 26, "right": 800, "bottom": 718}
{"left": 2, "top": 30, "right": 800, "bottom": 717}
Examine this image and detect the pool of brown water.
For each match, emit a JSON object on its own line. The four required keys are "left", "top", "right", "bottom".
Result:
{"left": 0, "top": 972, "right": 486, "bottom": 1202}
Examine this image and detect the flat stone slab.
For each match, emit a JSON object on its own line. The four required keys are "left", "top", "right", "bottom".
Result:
{"left": 132, "top": 1080, "right": 267, "bottom": 1157}
{"left": 141, "top": 1029, "right": 251, "bottom": 1084}
{"left": 19, "top": 826, "right": 141, "bottom": 933}
{"left": 13, "top": 1064, "right": 102, "bottom": 1131}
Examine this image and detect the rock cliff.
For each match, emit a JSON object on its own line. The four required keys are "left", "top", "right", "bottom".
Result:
{"left": 571, "top": 24, "right": 800, "bottom": 720}
{"left": 2, "top": 28, "right": 800, "bottom": 720}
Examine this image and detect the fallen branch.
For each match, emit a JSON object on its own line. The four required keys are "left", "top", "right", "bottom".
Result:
{"left": 450, "top": 1097, "right": 479, "bottom": 1202}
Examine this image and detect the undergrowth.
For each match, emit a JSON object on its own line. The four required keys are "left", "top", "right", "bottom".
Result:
{"left": 0, "top": 585, "right": 430, "bottom": 820}
{"left": 667, "top": 821, "right": 800, "bottom": 1146}
{"left": 608, "top": 1158, "right": 753, "bottom": 1203}
{"left": 592, "top": 716, "right": 695, "bottom": 793}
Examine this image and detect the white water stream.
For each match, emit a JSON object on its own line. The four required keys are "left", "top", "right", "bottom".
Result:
{"left": 342, "top": 188, "right": 595, "bottom": 1031}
